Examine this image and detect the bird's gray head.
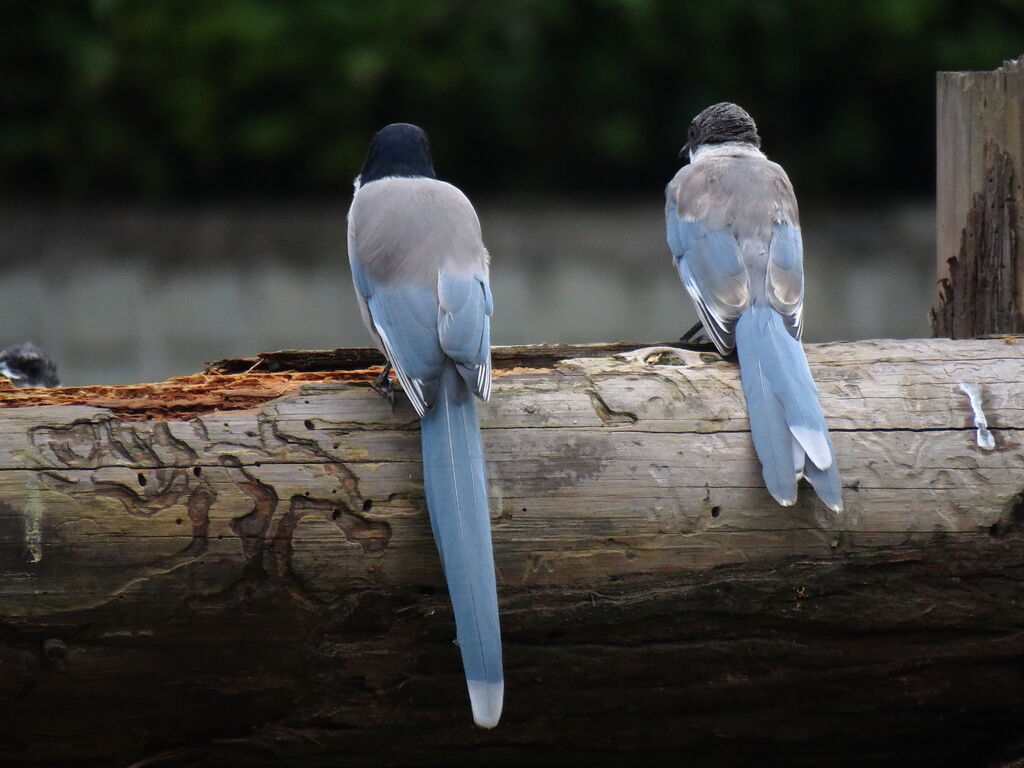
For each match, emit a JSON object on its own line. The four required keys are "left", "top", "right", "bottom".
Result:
{"left": 680, "top": 102, "right": 761, "bottom": 159}
{"left": 357, "top": 123, "right": 436, "bottom": 186}
{"left": 0, "top": 343, "right": 59, "bottom": 388}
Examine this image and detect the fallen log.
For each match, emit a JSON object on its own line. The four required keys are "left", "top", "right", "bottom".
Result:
{"left": 0, "top": 338, "right": 1023, "bottom": 767}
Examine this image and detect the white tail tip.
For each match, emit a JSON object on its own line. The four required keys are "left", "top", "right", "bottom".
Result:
{"left": 468, "top": 679, "right": 504, "bottom": 729}
{"left": 790, "top": 425, "right": 832, "bottom": 471}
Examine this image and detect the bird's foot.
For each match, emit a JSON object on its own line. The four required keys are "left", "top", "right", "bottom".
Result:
{"left": 679, "top": 321, "right": 711, "bottom": 345}
{"left": 371, "top": 363, "right": 396, "bottom": 409}
{"left": 677, "top": 321, "right": 719, "bottom": 352}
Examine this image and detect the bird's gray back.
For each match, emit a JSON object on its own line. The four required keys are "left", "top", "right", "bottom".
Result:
{"left": 668, "top": 154, "right": 800, "bottom": 241}
{"left": 348, "top": 177, "right": 489, "bottom": 287}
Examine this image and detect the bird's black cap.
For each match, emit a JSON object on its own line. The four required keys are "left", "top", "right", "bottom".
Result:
{"left": 358, "top": 123, "right": 436, "bottom": 184}
{"left": 680, "top": 102, "right": 761, "bottom": 158}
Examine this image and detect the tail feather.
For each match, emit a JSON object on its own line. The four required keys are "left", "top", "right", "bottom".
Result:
{"left": 761, "top": 313, "right": 832, "bottom": 470}
{"left": 742, "top": 353, "right": 799, "bottom": 506}
{"left": 804, "top": 431, "right": 844, "bottom": 513}
{"left": 420, "top": 361, "right": 503, "bottom": 728}
{"left": 736, "top": 305, "right": 842, "bottom": 511}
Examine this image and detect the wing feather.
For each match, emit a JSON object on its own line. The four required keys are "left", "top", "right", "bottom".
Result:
{"left": 364, "top": 283, "right": 445, "bottom": 416}
{"left": 766, "top": 222, "right": 805, "bottom": 340}
{"left": 666, "top": 196, "right": 749, "bottom": 355}
{"left": 438, "top": 270, "right": 493, "bottom": 401}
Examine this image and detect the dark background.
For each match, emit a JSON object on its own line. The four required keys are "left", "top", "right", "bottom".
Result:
{"left": 1, "top": 1, "right": 1023, "bottom": 384}
{"left": 5, "top": 0, "right": 1023, "bottom": 199}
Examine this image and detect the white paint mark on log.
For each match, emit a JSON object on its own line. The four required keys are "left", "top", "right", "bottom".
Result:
{"left": 958, "top": 382, "right": 996, "bottom": 450}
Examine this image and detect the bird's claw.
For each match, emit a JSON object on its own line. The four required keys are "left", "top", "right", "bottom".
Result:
{"left": 677, "top": 321, "right": 718, "bottom": 352}
{"left": 679, "top": 321, "right": 710, "bottom": 345}
{"left": 371, "top": 363, "right": 397, "bottom": 409}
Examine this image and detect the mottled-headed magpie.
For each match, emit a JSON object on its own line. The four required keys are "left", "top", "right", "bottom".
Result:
{"left": 665, "top": 103, "right": 842, "bottom": 512}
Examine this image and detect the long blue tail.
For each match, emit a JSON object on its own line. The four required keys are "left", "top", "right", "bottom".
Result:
{"left": 734, "top": 304, "right": 842, "bottom": 511}
{"left": 420, "top": 361, "right": 503, "bottom": 728}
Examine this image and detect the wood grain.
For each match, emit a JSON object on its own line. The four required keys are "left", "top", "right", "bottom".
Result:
{"left": 934, "top": 57, "right": 1024, "bottom": 336}
{"left": 0, "top": 339, "right": 1023, "bottom": 767}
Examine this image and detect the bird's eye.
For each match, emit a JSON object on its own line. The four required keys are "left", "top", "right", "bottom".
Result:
{"left": 688, "top": 125, "right": 697, "bottom": 139}
{"left": 24, "top": 362, "right": 40, "bottom": 376}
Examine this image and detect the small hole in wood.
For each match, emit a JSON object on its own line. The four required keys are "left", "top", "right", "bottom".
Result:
{"left": 362, "top": 499, "right": 373, "bottom": 512}
{"left": 304, "top": 420, "right": 315, "bottom": 430}
{"left": 193, "top": 466, "right": 202, "bottom": 477}
{"left": 137, "top": 473, "right": 147, "bottom": 487}
{"left": 332, "top": 509, "right": 342, "bottom": 520}
{"left": 304, "top": 491, "right": 310, "bottom": 497}
{"left": 710, "top": 506, "right": 721, "bottom": 518}
{"left": 41, "top": 638, "right": 69, "bottom": 667}
{"left": 175, "top": 518, "right": 183, "bottom": 525}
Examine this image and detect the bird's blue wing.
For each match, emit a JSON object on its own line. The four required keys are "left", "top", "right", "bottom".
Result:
{"left": 351, "top": 258, "right": 445, "bottom": 416}
{"left": 666, "top": 198, "right": 749, "bottom": 354}
{"left": 438, "top": 270, "right": 493, "bottom": 400}
{"left": 766, "top": 222, "right": 805, "bottom": 339}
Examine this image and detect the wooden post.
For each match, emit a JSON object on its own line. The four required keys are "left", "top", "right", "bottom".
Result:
{"left": 0, "top": 340, "right": 1023, "bottom": 766}
{"left": 933, "top": 56, "right": 1024, "bottom": 338}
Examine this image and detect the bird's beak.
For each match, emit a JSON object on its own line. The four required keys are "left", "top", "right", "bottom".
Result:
{"left": 678, "top": 142, "right": 689, "bottom": 159}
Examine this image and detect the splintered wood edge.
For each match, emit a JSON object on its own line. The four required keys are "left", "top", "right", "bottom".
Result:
{"left": 203, "top": 341, "right": 689, "bottom": 374}
{"left": 0, "top": 337, "right": 1019, "bottom": 420}
{"left": 0, "top": 371, "right": 374, "bottom": 421}
{"left": 0, "top": 343, "right": 697, "bottom": 419}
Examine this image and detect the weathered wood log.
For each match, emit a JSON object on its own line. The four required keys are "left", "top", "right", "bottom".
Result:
{"left": 933, "top": 56, "right": 1024, "bottom": 337}
{"left": 1, "top": 339, "right": 1023, "bottom": 767}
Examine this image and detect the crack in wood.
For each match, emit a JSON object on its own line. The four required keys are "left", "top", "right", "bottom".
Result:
{"left": 183, "top": 485, "right": 215, "bottom": 558}
{"left": 934, "top": 142, "right": 1022, "bottom": 337}
{"left": 150, "top": 422, "right": 200, "bottom": 463}
{"left": 93, "top": 469, "right": 190, "bottom": 518}
{"left": 221, "top": 455, "right": 279, "bottom": 572}
{"left": 290, "top": 496, "right": 392, "bottom": 556}
{"left": 586, "top": 388, "right": 639, "bottom": 424}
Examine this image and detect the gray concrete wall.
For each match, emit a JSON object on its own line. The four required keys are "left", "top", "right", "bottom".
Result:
{"left": 0, "top": 199, "right": 934, "bottom": 386}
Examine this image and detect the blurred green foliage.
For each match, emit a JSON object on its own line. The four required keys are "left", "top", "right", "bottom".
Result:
{"left": 1, "top": 0, "right": 1022, "bottom": 199}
